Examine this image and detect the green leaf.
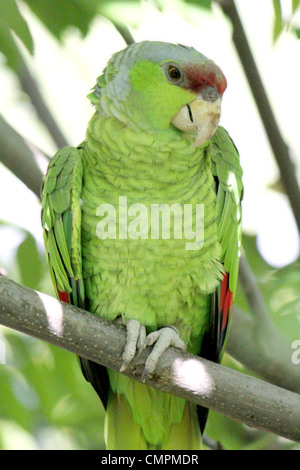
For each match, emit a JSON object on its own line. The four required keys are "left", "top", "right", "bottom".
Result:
{"left": 0, "top": 19, "right": 22, "bottom": 71}
{"left": 97, "top": 0, "right": 141, "bottom": 26}
{"left": 17, "top": 232, "right": 42, "bottom": 290}
{"left": 294, "top": 27, "right": 300, "bottom": 38}
{"left": 273, "top": 0, "right": 282, "bottom": 20}
{"left": 0, "top": 0, "right": 33, "bottom": 71}
{"left": 292, "top": 0, "right": 300, "bottom": 14}
{"left": 23, "top": 0, "right": 101, "bottom": 39}
{"left": 0, "top": 0, "right": 33, "bottom": 54}
{"left": 272, "top": 0, "right": 283, "bottom": 42}
{"left": 183, "top": 0, "right": 212, "bottom": 8}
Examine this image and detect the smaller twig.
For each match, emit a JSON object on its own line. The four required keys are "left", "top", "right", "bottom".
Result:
{"left": 238, "top": 248, "right": 269, "bottom": 321}
{"left": 0, "top": 115, "right": 48, "bottom": 199}
{"left": 111, "top": 21, "right": 135, "bottom": 46}
{"left": 19, "top": 57, "right": 69, "bottom": 149}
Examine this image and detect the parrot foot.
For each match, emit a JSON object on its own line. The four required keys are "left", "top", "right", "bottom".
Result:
{"left": 140, "top": 326, "right": 187, "bottom": 382}
{"left": 119, "top": 320, "right": 187, "bottom": 382}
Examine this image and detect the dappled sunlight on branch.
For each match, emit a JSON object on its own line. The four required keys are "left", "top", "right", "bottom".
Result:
{"left": 172, "top": 358, "right": 214, "bottom": 395}
{"left": 36, "top": 291, "right": 64, "bottom": 337}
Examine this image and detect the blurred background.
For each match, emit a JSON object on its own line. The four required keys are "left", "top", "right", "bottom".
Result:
{"left": 0, "top": 0, "right": 299, "bottom": 450}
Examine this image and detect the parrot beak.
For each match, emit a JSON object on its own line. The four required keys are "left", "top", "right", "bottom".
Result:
{"left": 171, "top": 87, "right": 222, "bottom": 147}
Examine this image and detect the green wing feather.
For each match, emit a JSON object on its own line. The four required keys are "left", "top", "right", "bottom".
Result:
{"left": 211, "top": 126, "right": 243, "bottom": 297}
{"left": 208, "top": 125, "right": 243, "bottom": 360}
{"left": 41, "top": 146, "right": 84, "bottom": 306}
{"left": 196, "top": 126, "right": 243, "bottom": 433}
{"left": 41, "top": 145, "right": 109, "bottom": 407}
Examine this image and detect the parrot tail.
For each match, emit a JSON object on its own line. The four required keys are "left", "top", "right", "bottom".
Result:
{"left": 105, "top": 391, "right": 202, "bottom": 450}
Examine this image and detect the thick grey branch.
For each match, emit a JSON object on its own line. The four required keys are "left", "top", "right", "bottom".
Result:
{"left": 0, "top": 277, "right": 299, "bottom": 442}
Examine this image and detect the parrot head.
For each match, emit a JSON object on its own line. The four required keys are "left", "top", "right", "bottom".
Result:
{"left": 89, "top": 41, "right": 227, "bottom": 147}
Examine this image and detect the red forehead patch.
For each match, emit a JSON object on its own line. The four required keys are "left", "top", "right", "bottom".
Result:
{"left": 184, "top": 63, "right": 227, "bottom": 96}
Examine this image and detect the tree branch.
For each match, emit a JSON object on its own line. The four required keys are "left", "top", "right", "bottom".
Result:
{"left": 0, "top": 115, "right": 48, "bottom": 199}
{"left": 0, "top": 277, "right": 299, "bottom": 442}
{"left": 227, "top": 306, "right": 300, "bottom": 393}
{"left": 227, "top": 250, "right": 300, "bottom": 394}
{"left": 238, "top": 249, "right": 270, "bottom": 322}
{"left": 216, "top": 0, "right": 300, "bottom": 236}
{"left": 110, "top": 21, "right": 135, "bottom": 46}
{"left": 18, "top": 56, "right": 69, "bottom": 149}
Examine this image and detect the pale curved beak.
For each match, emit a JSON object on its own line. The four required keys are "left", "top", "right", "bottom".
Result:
{"left": 171, "top": 94, "right": 222, "bottom": 148}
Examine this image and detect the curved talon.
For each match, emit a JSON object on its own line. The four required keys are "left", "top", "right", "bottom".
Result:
{"left": 119, "top": 359, "right": 130, "bottom": 373}
{"left": 141, "top": 367, "right": 151, "bottom": 383}
{"left": 141, "top": 326, "right": 187, "bottom": 382}
{"left": 120, "top": 319, "right": 146, "bottom": 372}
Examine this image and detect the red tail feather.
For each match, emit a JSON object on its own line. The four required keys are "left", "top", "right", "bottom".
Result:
{"left": 220, "top": 272, "right": 233, "bottom": 331}
{"left": 58, "top": 289, "right": 69, "bottom": 303}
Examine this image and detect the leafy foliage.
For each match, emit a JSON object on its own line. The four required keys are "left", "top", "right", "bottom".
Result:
{"left": 272, "top": 0, "right": 283, "bottom": 42}
{"left": 17, "top": 232, "right": 42, "bottom": 290}
{"left": 272, "top": 0, "right": 300, "bottom": 41}
{"left": 0, "top": 0, "right": 33, "bottom": 70}
{"left": 23, "top": 0, "right": 101, "bottom": 39}
{"left": 0, "top": 0, "right": 111, "bottom": 70}
{"left": 293, "top": 0, "right": 300, "bottom": 13}
{"left": 183, "top": 0, "right": 212, "bottom": 9}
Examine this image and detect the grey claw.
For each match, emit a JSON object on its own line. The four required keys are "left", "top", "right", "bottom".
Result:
{"left": 120, "top": 319, "right": 147, "bottom": 372}
{"left": 119, "top": 359, "right": 130, "bottom": 373}
{"left": 141, "top": 367, "right": 150, "bottom": 383}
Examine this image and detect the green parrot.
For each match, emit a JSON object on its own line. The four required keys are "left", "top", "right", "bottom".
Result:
{"left": 41, "top": 41, "right": 243, "bottom": 450}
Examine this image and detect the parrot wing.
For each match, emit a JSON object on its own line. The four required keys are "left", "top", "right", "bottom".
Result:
{"left": 41, "top": 145, "right": 109, "bottom": 408}
{"left": 196, "top": 127, "right": 243, "bottom": 433}
{"left": 209, "top": 126, "right": 243, "bottom": 362}
{"left": 211, "top": 127, "right": 243, "bottom": 361}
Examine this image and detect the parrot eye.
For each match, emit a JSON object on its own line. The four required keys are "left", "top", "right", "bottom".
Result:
{"left": 162, "top": 63, "right": 184, "bottom": 85}
{"left": 168, "top": 65, "right": 181, "bottom": 81}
